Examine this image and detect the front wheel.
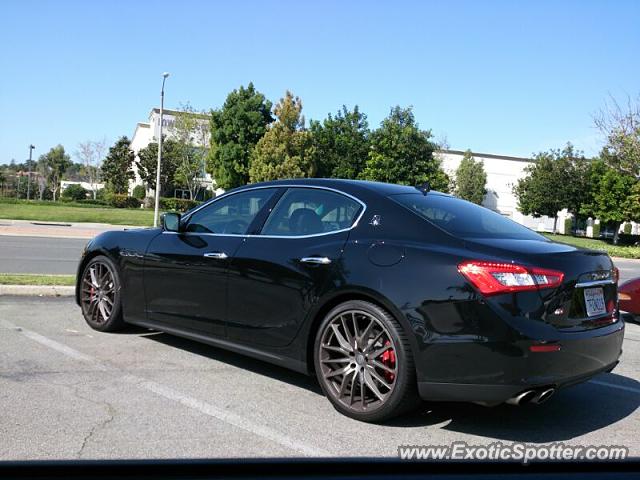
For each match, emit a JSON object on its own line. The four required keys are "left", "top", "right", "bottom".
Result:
{"left": 314, "top": 300, "right": 420, "bottom": 422}
{"left": 79, "top": 255, "right": 125, "bottom": 332}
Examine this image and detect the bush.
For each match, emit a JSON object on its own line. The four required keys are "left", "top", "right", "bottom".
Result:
{"left": 105, "top": 193, "right": 141, "bottom": 209}
{"left": 623, "top": 223, "right": 632, "bottom": 235}
{"left": 159, "top": 197, "right": 200, "bottom": 213}
{"left": 563, "top": 217, "right": 573, "bottom": 235}
{"left": 78, "top": 199, "right": 109, "bottom": 206}
{"left": 592, "top": 222, "right": 601, "bottom": 238}
{"left": 132, "top": 185, "right": 146, "bottom": 200}
{"left": 62, "top": 184, "right": 88, "bottom": 202}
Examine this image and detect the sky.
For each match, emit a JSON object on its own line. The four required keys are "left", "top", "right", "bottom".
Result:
{"left": 1, "top": 0, "right": 639, "bottom": 164}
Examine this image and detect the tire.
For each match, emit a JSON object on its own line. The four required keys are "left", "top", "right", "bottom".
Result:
{"left": 79, "top": 255, "right": 126, "bottom": 332}
{"left": 314, "top": 300, "right": 420, "bottom": 422}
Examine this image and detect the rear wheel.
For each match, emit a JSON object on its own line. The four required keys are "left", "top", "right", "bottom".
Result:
{"left": 314, "top": 300, "right": 420, "bottom": 422}
{"left": 79, "top": 255, "right": 125, "bottom": 332}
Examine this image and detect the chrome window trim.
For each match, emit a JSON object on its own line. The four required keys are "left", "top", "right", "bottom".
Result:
{"left": 164, "top": 184, "right": 367, "bottom": 240}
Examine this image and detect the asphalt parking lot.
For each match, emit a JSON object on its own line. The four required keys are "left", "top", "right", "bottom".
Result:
{"left": 1, "top": 296, "right": 639, "bottom": 461}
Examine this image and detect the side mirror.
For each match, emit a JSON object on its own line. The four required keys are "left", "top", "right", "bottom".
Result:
{"left": 161, "top": 212, "right": 181, "bottom": 232}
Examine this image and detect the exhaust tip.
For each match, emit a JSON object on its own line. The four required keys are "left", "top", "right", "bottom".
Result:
{"left": 531, "top": 388, "right": 555, "bottom": 404}
{"left": 506, "top": 390, "right": 537, "bottom": 406}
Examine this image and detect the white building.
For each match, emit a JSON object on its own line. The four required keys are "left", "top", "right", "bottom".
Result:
{"left": 60, "top": 180, "right": 105, "bottom": 195}
{"left": 438, "top": 149, "right": 564, "bottom": 232}
{"left": 129, "top": 108, "right": 223, "bottom": 198}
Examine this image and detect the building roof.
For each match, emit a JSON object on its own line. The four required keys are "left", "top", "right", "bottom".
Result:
{"left": 131, "top": 122, "right": 152, "bottom": 143}
{"left": 440, "top": 149, "right": 532, "bottom": 163}
{"left": 149, "top": 108, "right": 211, "bottom": 120}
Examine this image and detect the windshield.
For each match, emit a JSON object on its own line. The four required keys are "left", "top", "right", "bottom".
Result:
{"left": 392, "top": 193, "right": 547, "bottom": 240}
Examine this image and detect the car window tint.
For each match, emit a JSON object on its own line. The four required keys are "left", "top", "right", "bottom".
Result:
{"left": 261, "top": 188, "right": 361, "bottom": 236}
{"left": 185, "top": 188, "right": 276, "bottom": 234}
{"left": 392, "top": 193, "right": 545, "bottom": 240}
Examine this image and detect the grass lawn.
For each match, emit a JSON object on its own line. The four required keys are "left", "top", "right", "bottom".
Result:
{"left": 0, "top": 274, "right": 76, "bottom": 286}
{"left": 544, "top": 234, "right": 640, "bottom": 259}
{"left": 0, "top": 200, "right": 155, "bottom": 226}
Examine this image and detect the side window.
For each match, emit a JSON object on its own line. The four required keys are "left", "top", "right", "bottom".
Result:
{"left": 185, "top": 188, "right": 276, "bottom": 234}
{"left": 261, "top": 188, "right": 362, "bottom": 237}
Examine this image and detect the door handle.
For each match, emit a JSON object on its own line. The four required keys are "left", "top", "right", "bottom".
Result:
{"left": 203, "top": 252, "right": 229, "bottom": 260}
{"left": 300, "top": 256, "right": 332, "bottom": 265}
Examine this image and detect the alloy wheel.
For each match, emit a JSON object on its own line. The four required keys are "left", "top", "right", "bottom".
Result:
{"left": 81, "top": 261, "right": 116, "bottom": 325}
{"left": 319, "top": 310, "right": 398, "bottom": 412}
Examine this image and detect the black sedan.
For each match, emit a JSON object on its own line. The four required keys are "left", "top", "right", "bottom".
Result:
{"left": 76, "top": 179, "right": 624, "bottom": 422}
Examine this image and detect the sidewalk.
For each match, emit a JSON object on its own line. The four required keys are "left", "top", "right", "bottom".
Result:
{"left": 0, "top": 219, "right": 145, "bottom": 239}
{"left": 0, "top": 285, "right": 75, "bottom": 296}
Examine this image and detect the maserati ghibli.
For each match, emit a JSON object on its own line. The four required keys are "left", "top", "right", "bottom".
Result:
{"left": 76, "top": 179, "right": 625, "bottom": 422}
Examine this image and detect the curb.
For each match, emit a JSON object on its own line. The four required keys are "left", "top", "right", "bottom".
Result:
{"left": 0, "top": 285, "right": 75, "bottom": 297}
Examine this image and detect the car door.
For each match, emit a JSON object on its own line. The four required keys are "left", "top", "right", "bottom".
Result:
{"left": 226, "top": 187, "right": 365, "bottom": 347}
{"left": 143, "top": 188, "right": 279, "bottom": 336}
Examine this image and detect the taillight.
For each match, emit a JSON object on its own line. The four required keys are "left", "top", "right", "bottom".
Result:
{"left": 458, "top": 260, "right": 564, "bottom": 296}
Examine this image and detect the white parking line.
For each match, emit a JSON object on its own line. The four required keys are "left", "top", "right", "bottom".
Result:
{"left": 0, "top": 319, "right": 330, "bottom": 457}
{"left": 122, "top": 375, "right": 329, "bottom": 457}
{"left": 1, "top": 320, "right": 96, "bottom": 363}
{"left": 589, "top": 380, "right": 640, "bottom": 394}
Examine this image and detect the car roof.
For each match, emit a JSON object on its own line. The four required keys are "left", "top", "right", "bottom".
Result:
{"left": 232, "top": 178, "right": 449, "bottom": 198}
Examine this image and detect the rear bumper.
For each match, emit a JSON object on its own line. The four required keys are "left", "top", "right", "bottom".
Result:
{"left": 418, "top": 360, "right": 619, "bottom": 404}
{"left": 416, "top": 320, "right": 625, "bottom": 404}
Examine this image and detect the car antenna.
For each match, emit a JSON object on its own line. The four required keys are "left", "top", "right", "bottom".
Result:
{"left": 416, "top": 181, "right": 430, "bottom": 195}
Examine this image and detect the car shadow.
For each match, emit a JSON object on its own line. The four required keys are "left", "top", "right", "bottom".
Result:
{"left": 143, "top": 332, "right": 324, "bottom": 396}
{"left": 138, "top": 330, "right": 638, "bottom": 441}
{"left": 388, "top": 373, "right": 639, "bottom": 442}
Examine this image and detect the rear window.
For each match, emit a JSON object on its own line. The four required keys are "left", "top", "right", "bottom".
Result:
{"left": 391, "top": 193, "right": 546, "bottom": 240}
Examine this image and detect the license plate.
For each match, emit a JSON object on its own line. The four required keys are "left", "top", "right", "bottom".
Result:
{"left": 583, "top": 287, "right": 606, "bottom": 317}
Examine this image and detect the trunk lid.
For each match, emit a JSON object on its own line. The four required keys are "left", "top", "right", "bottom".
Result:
{"left": 464, "top": 238, "right": 618, "bottom": 330}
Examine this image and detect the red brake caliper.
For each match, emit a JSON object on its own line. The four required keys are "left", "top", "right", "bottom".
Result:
{"left": 380, "top": 340, "right": 396, "bottom": 383}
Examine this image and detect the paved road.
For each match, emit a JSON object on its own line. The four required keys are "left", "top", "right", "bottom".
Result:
{"left": 1, "top": 234, "right": 639, "bottom": 282}
{"left": 615, "top": 258, "right": 640, "bottom": 284}
{"left": 0, "top": 235, "right": 87, "bottom": 274}
{"left": 0, "top": 296, "right": 638, "bottom": 460}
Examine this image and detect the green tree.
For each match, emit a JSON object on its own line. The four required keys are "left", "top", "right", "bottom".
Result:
{"left": 360, "top": 106, "right": 449, "bottom": 191}
{"left": 136, "top": 139, "right": 181, "bottom": 195}
{"left": 578, "top": 158, "right": 608, "bottom": 219}
{"left": 101, "top": 136, "right": 135, "bottom": 194}
{"left": 513, "top": 144, "right": 586, "bottom": 232}
{"left": 62, "top": 183, "right": 88, "bottom": 201}
{"left": 207, "top": 83, "right": 273, "bottom": 189}
{"left": 595, "top": 94, "right": 640, "bottom": 178}
{"left": 174, "top": 104, "right": 209, "bottom": 199}
{"left": 76, "top": 139, "right": 106, "bottom": 199}
{"left": 624, "top": 181, "right": 640, "bottom": 223}
{"left": 249, "top": 91, "right": 315, "bottom": 182}
{"left": 35, "top": 157, "right": 51, "bottom": 200}
{"left": 585, "top": 166, "right": 637, "bottom": 244}
{"left": 132, "top": 184, "right": 146, "bottom": 200}
{"left": 454, "top": 149, "right": 487, "bottom": 204}
{"left": 310, "top": 105, "right": 370, "bottom": 179}
{"left": 40, "top": 145, "right": 72, "bottom": 201}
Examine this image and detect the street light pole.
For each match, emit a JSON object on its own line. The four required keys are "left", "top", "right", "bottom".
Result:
{"left": 153, "top": 73, "right": 170, "bottom": 228}
{"left": 27, "top": 144, "right": 35, "bottom": 200}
